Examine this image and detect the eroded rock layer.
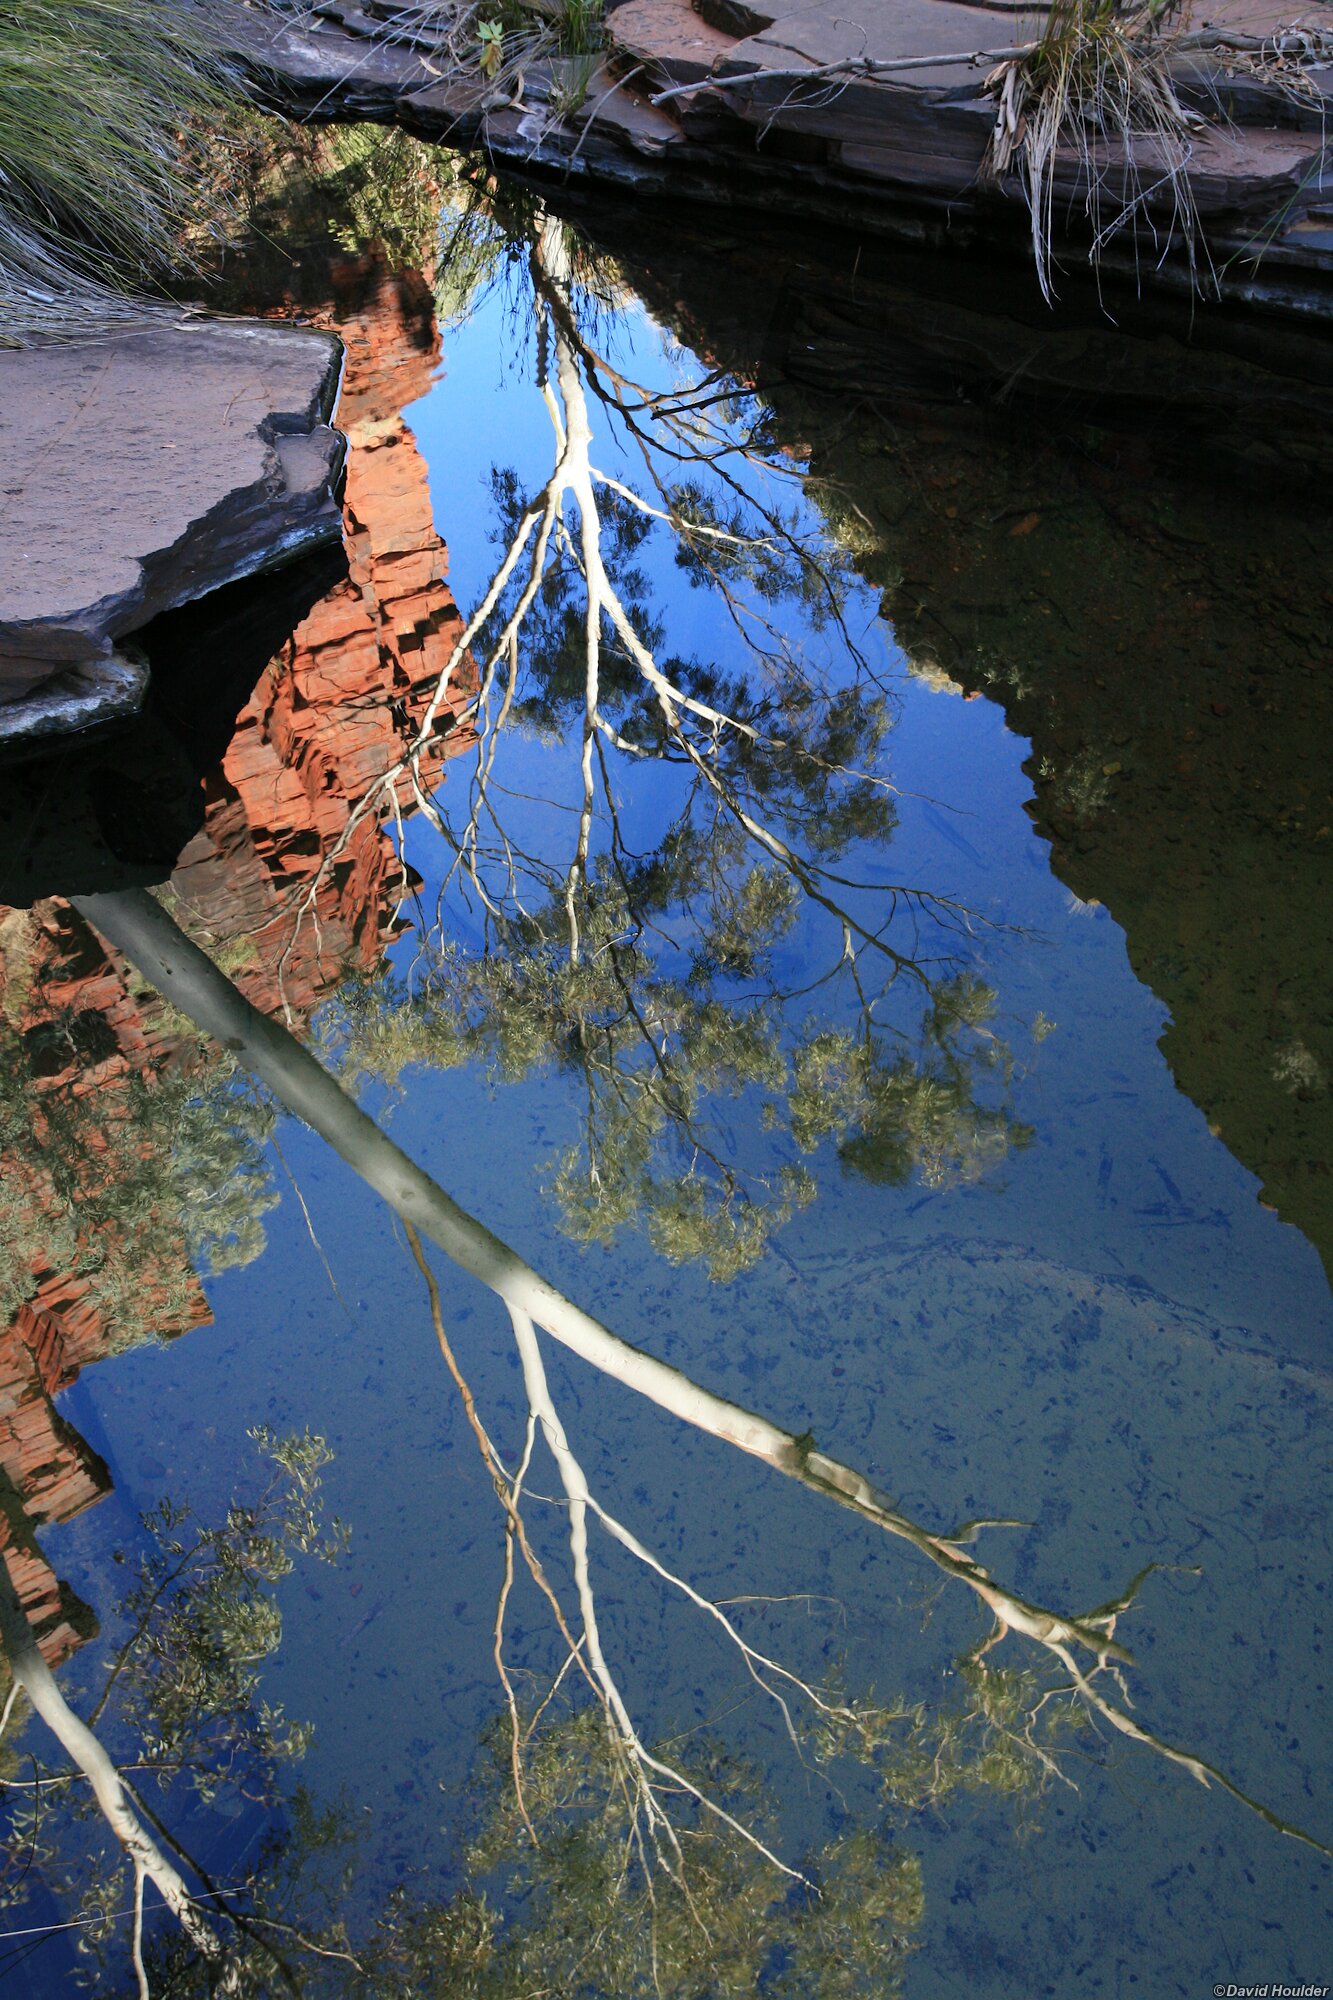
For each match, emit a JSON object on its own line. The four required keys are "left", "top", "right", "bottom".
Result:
{"left": 215, "top": 0, "right": 1333, "bottom": 316}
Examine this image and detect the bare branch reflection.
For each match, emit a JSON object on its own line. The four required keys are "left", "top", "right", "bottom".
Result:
{"left": 272, "top": 197, "right": 1037, "bottom": 1277}
{"left": 2, "top": 880, "right": 1320, "bottom": 1994}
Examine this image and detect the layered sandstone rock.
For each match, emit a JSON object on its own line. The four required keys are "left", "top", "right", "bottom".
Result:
{"left": 171, "top": 266, "right": 470, "bottom": 1014}
{"left": 0, "top": 899, "right": 213, "bottom": 1664}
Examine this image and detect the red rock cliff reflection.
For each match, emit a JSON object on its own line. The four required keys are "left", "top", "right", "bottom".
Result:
{"left": 0, "top": 259, "right": 474, "bottom": 1661}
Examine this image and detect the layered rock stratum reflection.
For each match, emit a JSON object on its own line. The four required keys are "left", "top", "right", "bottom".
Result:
{"left": 0, "top": 256, "right": 472, "bottom": 1660}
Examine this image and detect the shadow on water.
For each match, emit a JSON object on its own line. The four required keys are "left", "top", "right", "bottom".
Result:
{"left": 0, "top": 545, "right": 346, "bottom": 903}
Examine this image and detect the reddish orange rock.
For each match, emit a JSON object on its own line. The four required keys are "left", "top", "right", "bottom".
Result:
{"left": 0, "top": 258, "right": 474, "bottom": 1664}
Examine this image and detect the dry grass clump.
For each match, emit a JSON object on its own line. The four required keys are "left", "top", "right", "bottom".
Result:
{"left": 986, "top": 0, "right": 1204, "bottom": 301}
{"left": 0, "top": 0, "right": 241, "bottom": 344}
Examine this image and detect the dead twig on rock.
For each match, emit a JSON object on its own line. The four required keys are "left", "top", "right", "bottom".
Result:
{"left": 647, "top": 25, "right": 1333, "bottom": 106}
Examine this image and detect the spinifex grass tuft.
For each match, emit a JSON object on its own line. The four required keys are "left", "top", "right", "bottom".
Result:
{"left": 986, "top": 0, "right": 1204, "bottom": 302}
{"left": 0, "top": 0, "right": 241, "bottom": 343}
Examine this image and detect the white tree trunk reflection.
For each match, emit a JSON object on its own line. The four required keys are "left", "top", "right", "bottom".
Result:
{"left": 0, "top": 1548, "right": 240, "bottom": 1994}
{"left": 71, "top": 885, "right": 1331, "bottom": 1866}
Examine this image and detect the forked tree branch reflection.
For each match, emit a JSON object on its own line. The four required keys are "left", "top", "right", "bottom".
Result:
{"left": 266, "top": 202, "right": 1037, "bottom": 1279}
{"left": 65, "top": 885, "right": 1331, "bottom": 1932}
{"left": 4, "top": 175, "right": 1326, "bottom": 1996}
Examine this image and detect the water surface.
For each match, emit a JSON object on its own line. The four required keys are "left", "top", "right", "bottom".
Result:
{"left": 0, "top": 154, "right": 1329, "bottom": 1997}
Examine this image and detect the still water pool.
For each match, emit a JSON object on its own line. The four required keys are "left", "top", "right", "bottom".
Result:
{"left": 0, "top": 164, "right": 1329, "bottom": 1997}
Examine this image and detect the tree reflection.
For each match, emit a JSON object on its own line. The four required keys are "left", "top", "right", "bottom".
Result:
{"left": 4, "top": 166, "right": 1328, "bottom": 1994}
{"left": 294, "top": 191, "right": 1031, "bottom": 1278}
{"left": 0, "top": 1434, "right": 344, "bottom": 1995}
{"left": 335, "top": 868, "right": 1024, "bottom": 1280}
{"left": 369, "top": 1699, "right": 927, "bottom": 2000}
{"left": 0, "top": 1419, "right": 1046, "bottom": 1998}
{"left": 0, "top": 1399, "right": 1040, "bottom": 1996}
{"left": 1, "top": 871, "right": 1324, "bottom": 1990}
{"left": 62, "top": 882, "right": 1329, "bottom": 1988}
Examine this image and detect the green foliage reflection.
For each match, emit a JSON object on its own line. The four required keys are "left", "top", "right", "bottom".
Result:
{"left": 333, "top": 874, "right": 1028, "bottom": 1282}
{"left": 309, "top": 214, "right": 1033, "bottom": 1279}
{"left": 374, "top": 1701, "right": 925, "bottom": 2000}
{"left": 0, "top": 1432, "right": 345, "bottom": 1974}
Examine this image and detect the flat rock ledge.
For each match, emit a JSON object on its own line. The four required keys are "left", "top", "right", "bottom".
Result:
{"left": 0, "top": 317, "right": 345, "bottom": 747}
{"left": 218, "top": 0, "right": 1333, "bottom": 317}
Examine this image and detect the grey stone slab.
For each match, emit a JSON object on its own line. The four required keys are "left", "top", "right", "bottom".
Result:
{"left": 0, "top": 318, "right": 343, "bottom": 722}
{"left": 722, "top": 0, "right": 1043, "bottom": 98}
{"left": 1048, "top": 120, "right": 1327, "bottom": 224}
{"left": 735, "top": 0, "right": 1043, "bottom": 60}
{"left": 609, "top": 0, "right": 740, "bottom": 89}
{"left": 566, "top": 64, "right": 681, "bottom": 153}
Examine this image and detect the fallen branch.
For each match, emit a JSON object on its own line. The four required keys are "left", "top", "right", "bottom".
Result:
{"left": 648, "top": 28, "right": 1333, "bottom": 106}
{"left": 651, "top": 45, "right": 1036, "bottom": 103}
